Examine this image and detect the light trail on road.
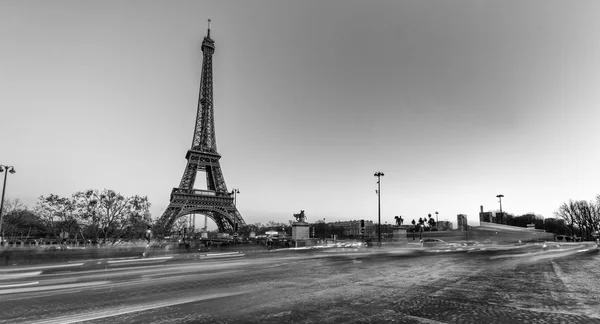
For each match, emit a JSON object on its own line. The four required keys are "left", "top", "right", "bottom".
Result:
{"left": 0, "top": 245, "right": 598, "bottom": 323}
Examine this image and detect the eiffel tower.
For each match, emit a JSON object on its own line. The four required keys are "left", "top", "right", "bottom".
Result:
{"left": 156, "top": 20, "right": 245, "bottom": 235}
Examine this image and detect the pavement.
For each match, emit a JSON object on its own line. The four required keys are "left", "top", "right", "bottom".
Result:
{"left": 0, "top": 242, "right": 599, "bottom": 323}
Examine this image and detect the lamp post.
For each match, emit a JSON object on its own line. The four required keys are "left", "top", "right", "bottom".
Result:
{"left": 374, "top": 171, "right": 384, "bottom": 247}
{"left": 231, "top": 188, "right": 240, "bottom": 248}
{"left": 322, "top": 218, "right": 325, "bottom": 242}
{"left": 496, "top": 194, "right": 504, "bottom": 214}
{"left": 464, "top": 215, "right": 468, "bottom": 240}
{"left": 0, "top": 165, "right": 16, "bottom": 245}
{"left": 435, "top": 211, "right": 439, "bottom": 230}
{"left": 496, "top": 194, "right": 504, "bottom": 224}
{"left": 385, "top": 221, "right": 388, "bottom": 240}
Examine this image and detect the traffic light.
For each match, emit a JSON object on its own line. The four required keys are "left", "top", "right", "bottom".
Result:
{"left": 234, "top": 223, "right": 238, "bottom": 232}
{"left": 361, "top": 219, "right": 365, "bottom": 228}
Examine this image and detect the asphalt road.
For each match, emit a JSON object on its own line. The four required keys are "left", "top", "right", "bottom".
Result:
{"left": 0, "top": 243, "right": 599, "bottom": 324}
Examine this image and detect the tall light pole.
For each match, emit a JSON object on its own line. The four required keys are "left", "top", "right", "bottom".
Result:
{"left": 322, "top": 218, "right": 326, "bottom": 242}
{"left": 0, "top": 165, "right": 16, "bottom": 244}
{"left": 496, "top": 194, "right": 504, "bottom": 214}
{"left": 231, "top": 188, "right": 240, "bottom": 248}
{"left": 496, "top": 194, "right": 504, "bottom": 224}
{"left": 385, "top": 221, "right": 387, "bottom": 239}
{"left": 435, "top": 211, "right": 439, "bottom": 230}
{"left": 374, "top": 171, "right": 384, "bottom": 247}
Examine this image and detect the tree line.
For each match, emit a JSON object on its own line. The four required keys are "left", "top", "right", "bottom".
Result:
{"left": 3, "top": 191, "right": 599, "bottom": 244}
{"left": 1, "top": 189, "right": 151, "bottom": 245}
{"left": 554, "top": 195, "right": 600, "bottom": 241}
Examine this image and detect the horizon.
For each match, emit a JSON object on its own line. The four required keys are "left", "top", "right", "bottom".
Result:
{"left": 2, "top": 1, "right": 600, "bottom": 231}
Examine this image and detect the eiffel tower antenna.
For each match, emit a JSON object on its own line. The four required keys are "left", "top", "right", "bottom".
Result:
{"left": 156, "top": 21, "right": 245, "bottom": 235}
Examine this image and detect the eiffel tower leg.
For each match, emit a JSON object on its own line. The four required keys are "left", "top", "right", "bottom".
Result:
{"left": 155, "top": 206, "right": 182, "bottom": 237}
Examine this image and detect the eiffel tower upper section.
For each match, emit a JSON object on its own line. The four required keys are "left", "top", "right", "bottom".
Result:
{"left": 178, "top": 19, "right": 227, "bottom": 193}
{"left": 192, "top": 20, "right": 217, "bottom": 154}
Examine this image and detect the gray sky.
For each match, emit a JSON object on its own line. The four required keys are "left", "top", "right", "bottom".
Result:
{"left": 2, "top": 0, "right": 599, "bottom": 228}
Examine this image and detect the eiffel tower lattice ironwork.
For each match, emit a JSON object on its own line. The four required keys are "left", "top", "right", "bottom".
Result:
{"left": 156, "top": 20, "right": 245, "bottom": 234}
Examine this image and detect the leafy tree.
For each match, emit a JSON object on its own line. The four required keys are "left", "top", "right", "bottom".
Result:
{"left": 72, "top": 189, "right": 150, "bottom": 245}
{"left": 171, "top": 216, "right": 190, "bottom": 237}
{"left": 1, "top": 198, "right": 28, "bottom": 238}
{"left": 35, "top": 194, "right": 78, "bottom": 240}
{"left": 239, "top": 223, "right": 260, "bottom": 237}
{"left": 428, "top": 217, "right": 436, "bottom": 229}
{"left": 2, "top": 208, "right": 47, "bottom": 240}
{"left": 1, "top": 198, "right": 26, "bottom": 215}
{"left": 543, "top": 218, "right": 568, "bottom": 235}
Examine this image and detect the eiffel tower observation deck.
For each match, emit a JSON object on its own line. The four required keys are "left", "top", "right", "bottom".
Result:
{"left": 155, "top": 20, "right": 245, "bottom": 235}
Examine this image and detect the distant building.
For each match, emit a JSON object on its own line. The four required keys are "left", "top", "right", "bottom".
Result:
{"left": 329, "top": 220, "right": 375, "bottom": 237}
{"left": 437, "top": 221, "right": 453, "bottom": 231}
{"left": 479, "top": 205, "right": 493, "bottom": 223}
{"left": 457, "top": 214, "right": 468, "bottom": 231}
{"left": 495, "top": 212, "right": 506, "bottom": 224}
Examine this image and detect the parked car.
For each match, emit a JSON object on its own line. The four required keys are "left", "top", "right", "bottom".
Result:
{"left": 542, "top": 242, "right": 562, "bottom": 250}
{"left": 421, "top": 238, "right": 447, "bottom": 248}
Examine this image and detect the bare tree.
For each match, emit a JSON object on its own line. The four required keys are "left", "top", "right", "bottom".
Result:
{"left": 555, "top": 200, "right": 578, "bottom": 236}
{"left": 592, "top": 195, "right": 600, "bottom": 237}
{"left": 555, "top": 197, "right": 600, "bottom": 241}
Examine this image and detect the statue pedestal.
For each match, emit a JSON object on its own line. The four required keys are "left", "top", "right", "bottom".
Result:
{"left": 292, "top": 222, "right": 310, "bottom": 242}
{"left": 393, "top": 225, "right": 408, "bottom": 244}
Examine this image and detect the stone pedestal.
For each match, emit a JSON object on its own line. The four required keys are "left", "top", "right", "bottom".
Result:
{"left": 292, "top": 222, "right": 310, "bottom": 241}
{"left": 393, "top": 225, "right": 409, "bottom": 244}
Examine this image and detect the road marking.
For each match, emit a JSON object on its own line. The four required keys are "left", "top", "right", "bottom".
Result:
{"left": 405, "top": 314, "right": 447, "bottom": 324}
{"left": 0, "top": 280, "right": 110, "bottom": 295}
{"left": 200, "top": 253, "right": 245, "bottom": 260}
{"left": 0, "top": 263, "right": 84, "bottom": 272}
{"left": 203, "top": 252, "right": 241, "bottom": 256}
{"left": 29, "top": 291, "right": 250, "bottom": 324}
{"left": 107, "top": 256, "right": 173, "bottom": 264}
{"left": 0, "top": 281, "right": 39, "bottom": 288}
{"left": 0, "top": 271, "right": 42, "bottom": 280}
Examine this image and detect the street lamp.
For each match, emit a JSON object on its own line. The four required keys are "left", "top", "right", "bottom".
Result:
{"left": 374, "top": 171, "right": 384, "bottom": 247}
{"left": 231, "top": 188, "right": 240, "bottom": 248}
{"left": 322, "top": 218, "right": 326, "bottom": 242}
{"left": 0, "top": 165, "right": 16, "bottom": 244}
{"left": 435, "top": 211, "right": 439, "bottom": 230}
{"left": 496, "top": 194, "right": 504, "bottom": 214}
{"left": 231, "top": 188, "right": 240, "bottom": 207}
{"left": 385, "top": 221, "right": 387, "bottom": 240}
{"left": 496, "top": 194, "right": 504, "bottom": 223}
